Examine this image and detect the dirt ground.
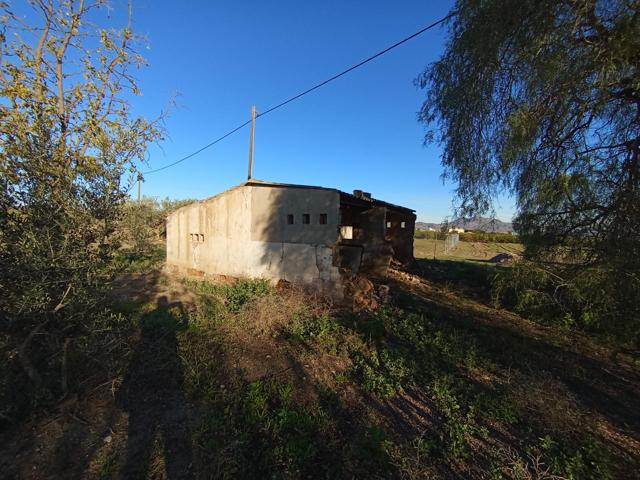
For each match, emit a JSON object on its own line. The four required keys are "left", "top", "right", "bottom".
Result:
{"left": 0, "top": 271, "right": 197, "bottom": 480}
{"left": 389, "top": 266, "right": 640, "bottom": 459}
{"left": 1, "top": 263, "right": 638, "bottom": 479}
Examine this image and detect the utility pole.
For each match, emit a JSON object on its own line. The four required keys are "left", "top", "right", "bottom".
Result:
{"left": 247, "top": 105, "right": 256, "bottom": 180}
{"left": 137, "top": 172, "right": 143, "bottom": 201}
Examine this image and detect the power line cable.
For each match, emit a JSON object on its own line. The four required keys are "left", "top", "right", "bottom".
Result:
{"left": 143, "top": 119, "right": 252, "bottom": 174}
{"left": 256, "top": 12, "right": 455, "bottom": 119}
{"left": 142, "top": 11, "right": 455, "bottom": 175}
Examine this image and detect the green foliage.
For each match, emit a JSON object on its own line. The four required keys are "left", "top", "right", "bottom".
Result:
{"left": 416, "top": 230, "right": 520, "bottom": 243}
{"left": 459, "top": 231, "right": 519, "bottom": 243}
{"left": 98, "top": 446, "right": 121, "bottom": 480}
{"left": 185, "top": 278, "right": 272, "bottom": 314}
{"left": 479, "top": 393, "right": 520, "bottom": 425}
{"left": 352, "top": 347, "right": 412, "bottom": 397}
{"left": 117, "top": 197, "right": 195, "bottom": 254}
{"left": 0, "top": 308, "right": 134, "bottom": 423}
{"left": 285, "top": 310, "right": 341, "bottom": 343}
{"left": 351, "top": 425, "right": 394, "bottom": 469}
{"left": 191, "top": 296, "right": 229, "bottom": 329}
{"left": 345, "top": 305, "right": 509, "bottom": 459}
{"left": 415, "top": 230, "right": 444, "bottom": 240}
{"left": 179, "top": 328, "right": 224, "bottom": 402}
{"left": 431, "top": 375, "right": 485, "bottom": 459}
{"left": 419, "top": 0, "right": 640, "bottom": 336}
{"left": 191, "top": 377, "right": 329, "bottom": 477}
{"left": 113, "top": 277, "right": 629, "bottom": 478}
{"left": 0, "top": 1, "right": 161, "bottom": 411}
{"left": 492, "top": 262, "right": 640, "bottom": 341}
{"left": 538, "top": 436, "right": 613, "bottom": 480}
{"left": 224, "top": 279, "right": 272, "bottom": 313}
{"left": 242, "top": 379, "right": 322, "bottom": 468}
{"left": 0, "top": 344, "right": 31, "bottom": 425}
{"left": 118, "top": 198, "right": 165, "bottom": 254}
{"left": 113, "top": 247, "right": 166, "bottom": 273}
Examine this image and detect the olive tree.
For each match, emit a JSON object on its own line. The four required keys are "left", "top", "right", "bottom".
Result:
{"left": 0, "top": 0, "right": 162, "bottom": 402}
{"left": 117, "top": 196, "right": 194, "bottom": 254}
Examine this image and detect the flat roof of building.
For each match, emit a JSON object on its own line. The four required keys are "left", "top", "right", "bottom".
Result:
{"left": 170, "top": 179, "right": 415, "bottom": 215}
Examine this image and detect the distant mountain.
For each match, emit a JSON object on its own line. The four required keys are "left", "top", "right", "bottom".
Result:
{"left": 416, "top": 217, "right": 514, "bottom": 233}
{"left": 415, "top": 222, "right": 441, "bottom": 231}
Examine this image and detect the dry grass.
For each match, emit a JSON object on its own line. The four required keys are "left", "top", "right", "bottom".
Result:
{"left": 414, "top": 238, "right": 523, "bottom": 261}
{"left": 238, "top": 287, "right": 333, "bottom": 336}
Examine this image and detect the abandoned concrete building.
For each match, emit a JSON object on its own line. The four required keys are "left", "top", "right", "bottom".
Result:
{"left": 166, "top": 180, "right": 416, "bottom": 297}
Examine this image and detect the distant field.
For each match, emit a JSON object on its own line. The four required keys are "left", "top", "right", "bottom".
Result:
{"left": 414, "top": 237, "right": 523, "bottom": 261}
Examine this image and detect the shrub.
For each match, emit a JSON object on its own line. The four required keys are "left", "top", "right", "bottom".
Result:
{"left": 0, "top": 0, "right": 161, "bottom": 415}
{"left": 351, "top": 425, "right": 394, "bottom": 470}
{"left": 459, "top": 231, "right": 520, "bottom": 243}
{"left": 415, "top": 230, "right": 520, "bottom": 243}
{"left": 191, "top": 296, "right": 229, "bottom": 328}
{"left": 491, "top": 262, "right": 640, "bottom": 343}
{"left": 117, "top": 197, "right": 196, "bottom": 254}
{"left": 225, "top": 279, "right": 272, "bottom": 313}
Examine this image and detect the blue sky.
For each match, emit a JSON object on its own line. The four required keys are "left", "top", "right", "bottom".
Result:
{"left": 21, "top": 0, "right": 516, "bottom": 223}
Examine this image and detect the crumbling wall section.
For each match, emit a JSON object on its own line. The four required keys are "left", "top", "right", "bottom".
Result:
{"left": 384, "top": 210, "right": 417, "bottom": 265}
{"left": 336, "top": 203, "right": 393, "bottom": 277}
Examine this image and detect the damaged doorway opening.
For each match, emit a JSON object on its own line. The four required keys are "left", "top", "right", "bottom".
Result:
{"left": 336, "top": 189, "right": 416, "bottom": 278}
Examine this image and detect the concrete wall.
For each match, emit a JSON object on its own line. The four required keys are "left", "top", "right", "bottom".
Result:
{"left": 384, "top": 209, "right": 417, "bottom": 264}
{"left": 251, "top": 186, "right": 339, "bottom": 245}
{"left": 166, "top": 185, "right": 343, "bottom": 297}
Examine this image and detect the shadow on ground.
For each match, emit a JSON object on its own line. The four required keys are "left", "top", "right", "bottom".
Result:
{"left": 116, "top": 296, "right": 194, "bottom": 479}
{"left": 399, "top": 260, "right": 640, "bottom": 445}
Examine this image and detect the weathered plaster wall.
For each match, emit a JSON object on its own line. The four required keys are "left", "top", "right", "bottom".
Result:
{"left": 251, "top": 186, "right": 339, "bottom": 245}
{"left": 166, "top": 185, "right": 343, "bottom": 297}
{"left": 384, "top": 210, "right": 417, "bottom": 264}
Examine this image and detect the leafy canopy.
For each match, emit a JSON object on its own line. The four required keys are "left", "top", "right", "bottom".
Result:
{"left": 0, "top": 0, "right": 162, "bottom": 394}
{"left": 418, "top": 0, "right": 639, "bottom": 272}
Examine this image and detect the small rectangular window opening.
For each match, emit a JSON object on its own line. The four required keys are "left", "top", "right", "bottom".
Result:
{"left": 302, "top": 213, "right": 310, "bottom": 225}
{"left": 200, "top": 234, "right": 205, "bottom": 242}
{"left": 319, "top": 213, "right": 327, "bottom": 225}
{"left": 401, "top": 221, "right": 406, "bottom": 229}
{"left": 287, "top": 214, "right": 294, "bottom": 225}
{"left": 386, "top": 221, "right": 392, "bottom": 228}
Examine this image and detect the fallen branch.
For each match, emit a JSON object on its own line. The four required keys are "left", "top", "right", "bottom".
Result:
{"left": 18, "top": 284, "right": 73, "bottom": 389}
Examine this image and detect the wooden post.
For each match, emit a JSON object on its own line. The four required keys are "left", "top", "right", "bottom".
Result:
{"left": 137, "top": 172, "right": 142, "bottom": 201}
{"left": 247, "top": 105, "right": 256, "bottom": 180}
{"left": 433, "top": 233, "right": 437, "bottom": 260}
